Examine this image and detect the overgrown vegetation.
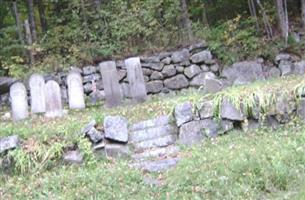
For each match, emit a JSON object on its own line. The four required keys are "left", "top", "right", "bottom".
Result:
{"left": 1, "top": 0, "right": 305, "bottom": 77}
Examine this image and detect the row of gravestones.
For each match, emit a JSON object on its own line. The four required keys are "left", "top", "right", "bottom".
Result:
{"left": 9, "top": 57, "right": 147, "bottom": 121}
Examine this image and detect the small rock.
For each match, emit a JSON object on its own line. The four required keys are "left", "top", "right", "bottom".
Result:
{"left": 150, "top": 71, "right": 164, "bottom": 80}
{"left": 82, "top": 65, "right": 97, "bottom": 75}
{"left": 174, "top": 102, "right": 193, "bottom": 127}
{"left": 279, "top": 60, "right": 293, "bottom": 76}
{"left": 161, "top": 57, "right": 172, "bottom": 65}
{"left": 221, "top": 99, "right": 244, "bottom": 121}
{"left": 164, "top": 74, "right": 189, "bottom": 90}
{"left": 210, "top": 64, "right": 220, "bottom": 72}
{"left": 0, "top": 135, "right": 20, "bottom": 154}
{"left": 190, "top": 72, "right": 216, "bottom": 87}
{"left": 104, "top": 116, "right": 128, "bottom": 143}
{"left": 162, "top": 65, "right": 177, "bottom": 78}
{"left": 142, "top": 68, "right": 152, "bottom": 76}
{"left": 87, "top": 128, "right": 103, "bottom": 143}
{"left": 171, "top": 49, "right": 190, "bottom": 63}
{"left": 205, "top": 78, "right": 223, "bottom": 93}
{"left": 146, "top": 81, "right": 164, "bottom": 94}
{"left": 175, "top": 65, "right": 185, "bottom": 73}
{"left": 197, "top": 101, "right": 214, "bottom": 119}
{"left": 189, "top": 41, "right": 208, "bottom": 53}
{"left": 81, "top": 120, "right": 96, "bottom": 135}
{"left": 200, "top": 64, "right": 210, "bottom": 72}
{"left": 63, "top": 150, "right": 83, "bottom": 164}
{"left": 184, "top": 65, "right": 202, "bottom": 79}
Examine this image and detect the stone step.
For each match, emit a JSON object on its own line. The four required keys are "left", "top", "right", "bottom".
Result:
{"left": 129, "top": 124, "right": 177, "bottom": 143}
{"left": 132, "top": 134, "right": 177, "bottom": 150}
{"left": 129, "top": 115, "right": 170, "bottom": 132}
{"left": 131, "top": 157, "right": 180, "bottom": 172}
{"left": 132, "top": 145, "right": 180, "bottom": 161}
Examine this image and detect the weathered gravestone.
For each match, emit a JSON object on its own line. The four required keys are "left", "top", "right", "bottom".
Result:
{"left": 125, "top": 57, "right": 147, "bottom": 103}
{"left": 10, "top": 82, "right": 29, "bottom": 121}
{"left": 45, "top": 80, "right": 63, "bottom": 118}
{"left": 29, "top": 74, "right": 46, "bottom": 114}
{"left": 67, "top": 71, "right": 85, "bottom": 109}
{"left": 99, "top": 61, "right": 123, "bottom": 107}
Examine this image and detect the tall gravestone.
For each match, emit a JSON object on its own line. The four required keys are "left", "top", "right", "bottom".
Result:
{"left": 99, "top": 61, "right": 123, "bottom": 107}
{"left": 125, "top": 57, "right": 147, "bottom": 103}
{"left": 29, "top": 74, "right": 46, "bottom": 114}
{"left": 67, "top": 71, "right": 85, "bottom": 109}
{"left": 10, "top": 82, "right": 29, "bottom": 121}
{"left": 45, "top": 80, "right": 63, "bottom": 118}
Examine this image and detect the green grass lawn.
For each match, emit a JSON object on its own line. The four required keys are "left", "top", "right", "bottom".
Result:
{"left": 2, "top": 75, "right": 305, "bottom": 199}
{"left": 2, "top": 120, "right": 305, "bottom": 199}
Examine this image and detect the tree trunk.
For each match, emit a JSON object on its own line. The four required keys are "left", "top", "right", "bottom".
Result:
{"left": 12, "top": 1, "right": 24, "bottom": 45}
{"left": 256, "top": 0, "right": 273, "bottom": 39}
{"left": 202, "top": 3, "right": 209, "bottom": 28}
{"left": 302, "top": 0, "right": 305, "bottom": 28}
{"left": 36, "top": 0, "right": 47, "bottom": 33}
{"left": 276, "top": 0, "right": 289, "bottom": 43}
{"left": 180, "top": 0, "right": 193, "bottom": 42}
{"left": 24, "top": 20, "right": 35, "bottom": 65}
{"left": 248, "top": 0, "right": 260, "bottom": 32}
{"left": 27, "top": 0, "right": 37, "bottom": 42}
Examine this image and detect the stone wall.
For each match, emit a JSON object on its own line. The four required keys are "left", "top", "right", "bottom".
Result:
{"left": 1, "top": 42, "right": 305, "bottom": 108}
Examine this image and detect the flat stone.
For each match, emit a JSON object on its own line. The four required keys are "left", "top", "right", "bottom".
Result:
{"left": 162, "top": 65, "right": 177, "bottom": 78}
{"left": 81, "top": 120, "right": 96, "bottom": 135}
{"left": 141, "top": 56, "right": 160, "bottom": 63}
{"left": 104, "top": 116, "right": 128, "bottom": 143}
{"left": 132, "top": 145, "right": 180, "bottom": 161}
{"left": 150, "top": 63, "right": 165, "bottom": 71}
{"left": 178, "top": 121, "right": 204, "bottom": 145}
{"left": 164, "top": 74, "right": 189, "bottom": 90}
{"left": 189, "top": 41, "right": 208, "bottom": 53}
{"left": 197, "top": 101, "right": 214, "bottom": 119}
{"left": 63, "top": 150, "right": 83, "bottom": 164}
{"left": 146, "top": 81, "right": 164, "bottom": 94}
{"left": 190, "top": 50, "right": 212, "bottom": 64}
{"left": 105, "top": 144, "right": 130, "bottom": 159}
{"left": 221, "top": 99, "right": 245, "bottom": 121}
{"left": 174, "top": 102, "right": 193, "bottom": 126}
{"left": 130, "top": 115, "right": 170, "bottom": 131}
{"left": 184, "top": 65, "right": 201, "bottom": 79}
{"left": 0, "top": 135, "right": 20, "bottom": 153}
{"left": 133, "top": 135, "right": 177, "bottom": 150}
{"left": 129, "top": 125, "right": 177, "bottom": 143}
{"left": 171, "top": 49, "right": 190, "bottom": 63}
{"left": 132, "top": 157, "right": 179, "bottom": 172}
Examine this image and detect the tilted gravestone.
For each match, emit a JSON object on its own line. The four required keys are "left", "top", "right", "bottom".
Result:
{"left": 45, "top": 80, "right": 63, "bottom": 118}
{"left": 99, "top": 61, "right": 123, "bottom": 107}
{"left": 10, "top": 82, "right": 29, "bottom": 121}
{"left": 125, "top": 57, "right": 147, "bottom": 103}
{"left": 67, "top": 71, "right": 85, "bottom": 109}
{"left": 29, "top": 74, "right": 46, "bottom": 114}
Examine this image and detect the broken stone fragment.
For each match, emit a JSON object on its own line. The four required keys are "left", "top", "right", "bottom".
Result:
{"left": 104, "top": 116, "right": 128, "bottom": 143}
{"left": 174, "top": 102, "right": 193, "bottom": 127}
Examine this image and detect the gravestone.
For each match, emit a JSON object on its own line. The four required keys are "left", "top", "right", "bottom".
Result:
{"left": 45, "top": 80, "right": 63, "bottom": 118}
{"left": 125, "top": 57, "right": 147, "bottom": 103}
{"left": 67, "top": 71, "right": 85, "bottom": 109}
{"left": 10, "top": 82, "right": 29, "bottom": 121}
{"left": 99, "top": 61, "right": 123, "bottom": 107}
{"left": 29, "top": 74, "right": 46, "bottom": 114}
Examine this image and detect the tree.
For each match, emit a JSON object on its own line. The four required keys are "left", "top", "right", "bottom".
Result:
{"left": 256, "top": 0, "right": 273, "bottom": 39}
{"left": 36, "top": 0, "right": 47, "bottom": 33}
{"left": 180, "top": 0, "right": 193, "bottom": 42}
{"left": 248, "top": 0, "right": 260, "bottom": 32}
{"left": 301, "top": 0, "right": 305, "bottom": 28}
{"left": 27, "top": 0, "right": 37, "bottom": 42}
{"left": 12, "top": 1, "right": 24, "bottom": 45}
{"left": 275, "top": 0, "right": 289, "bottom": 43}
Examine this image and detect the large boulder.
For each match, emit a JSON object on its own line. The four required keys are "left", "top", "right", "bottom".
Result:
{"left": 0, "top": 77, "right": 16, "bottom": 95}
{"left": 164, "top": 74, "right": 189, "bottom": 90}
{"left": 104, "top": 116, "right": 128, "bottom": 143}
{"left": 174, "top": 102, "right": 193, "bottom": 127}
{"left": 221, "top": 61, "right": 264, "bottom": 85}
{"left": 190, "top": 50, "right": 213, "bottom": 64}
{"left": 0, "top": 135, "right": 20, "bottom": 153}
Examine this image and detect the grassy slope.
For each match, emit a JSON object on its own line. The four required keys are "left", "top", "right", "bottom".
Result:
{"left": 2, "top": 76, "right": 305, "bottom": 199}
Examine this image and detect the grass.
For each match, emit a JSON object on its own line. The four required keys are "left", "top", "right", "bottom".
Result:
{"left": 2, "top": 120, "right": 305, "bottom": 199}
